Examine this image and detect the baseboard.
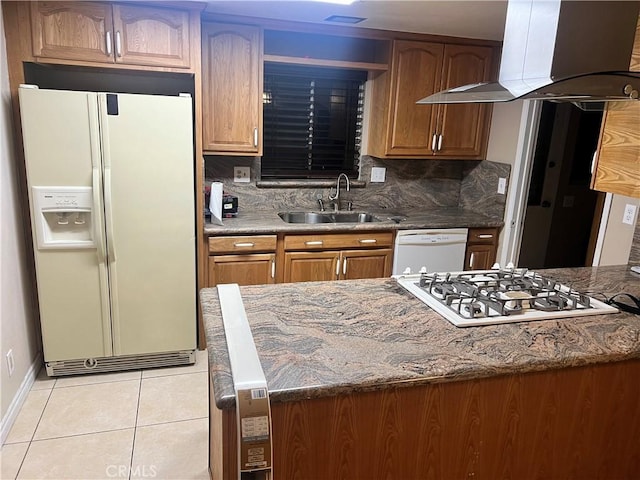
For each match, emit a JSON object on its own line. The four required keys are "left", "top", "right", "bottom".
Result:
{"left": 0, "top": 353, "right": 42, "bottom": 444}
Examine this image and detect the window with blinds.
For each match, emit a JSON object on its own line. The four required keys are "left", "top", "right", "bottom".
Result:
{"left": 262, "top": 63, "right": 366, "bottom": 179}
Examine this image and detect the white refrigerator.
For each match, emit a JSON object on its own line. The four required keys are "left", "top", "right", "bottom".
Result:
{"left": 19, "top": 86, "right": 196, "bottom": 376}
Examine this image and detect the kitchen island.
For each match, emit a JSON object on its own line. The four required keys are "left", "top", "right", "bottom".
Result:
{"left": 202, "top": 265, "right": 640, "bottom": 479}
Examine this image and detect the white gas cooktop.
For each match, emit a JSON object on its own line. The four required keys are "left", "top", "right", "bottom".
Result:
{"left": 395, "top": 268, "right": 619, "bottom": 327}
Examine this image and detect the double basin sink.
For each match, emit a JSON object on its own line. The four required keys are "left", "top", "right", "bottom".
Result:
{"left": 279, "top": 211, "right": 380, "bottom": 224}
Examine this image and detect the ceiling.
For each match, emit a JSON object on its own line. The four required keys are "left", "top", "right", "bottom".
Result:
{"left": 204, "top": 0, "right": 508, "bottom": 41}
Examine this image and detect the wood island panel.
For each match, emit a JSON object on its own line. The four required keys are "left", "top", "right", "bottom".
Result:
{"left": 210, "top": 359, "right": 640, "bottom": 480}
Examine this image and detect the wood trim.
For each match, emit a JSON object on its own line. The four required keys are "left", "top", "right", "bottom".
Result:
{"left": 264, "top": 54, "right": 388, "bottom": 72}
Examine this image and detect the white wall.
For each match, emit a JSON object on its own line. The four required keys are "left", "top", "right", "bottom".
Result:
{"left": 598, "top": 194, "right": 640, "bottom": 266}
{"left": 484, "top": 100, "right": 527, "bottom": 264}
{"left": 0, "top": 1, "right": 40, "bottom": 434}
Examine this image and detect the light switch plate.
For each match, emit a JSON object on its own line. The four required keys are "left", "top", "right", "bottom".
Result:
{"left": 497, "top": 177, "right": 507, "bottom": 195}
{"left": 370, "top": 167, "right": 386, "bottom": 183}
{"left": 234, "top": 166, "right": 250, "bottom": 183}
{"left": 622, "top": 203, "right": 637, "bottom": 225}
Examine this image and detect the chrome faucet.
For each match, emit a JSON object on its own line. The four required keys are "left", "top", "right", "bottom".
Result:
{"left": 328, "top": 173, "right": 351, "bottom": 211}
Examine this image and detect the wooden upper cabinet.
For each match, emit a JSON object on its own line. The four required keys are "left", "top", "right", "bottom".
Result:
{"left": 386, "top": 41, "right": 443, "bottom": 156}
{"left": 202, "top": 22, "right": 263, "bottom": 155}
{"left": 591, "top": 18, "right": 640, "bottom": 199}
{"left": 112, "top": 5, "right": 190, "bottom": 68}
{"left": 591, "top": 101, "right": 640, "bottom": 198}
{"left": 30, "top": 2, "right": 192, "bottom": 69}
{"left": 31, "top": 2, "right": 113, "bottom": 63}
{"left": 437, "top": 45, "right": 493, "bottom": 157}
{"left": 367, "top": 39, "right": 495, "bottom": 159}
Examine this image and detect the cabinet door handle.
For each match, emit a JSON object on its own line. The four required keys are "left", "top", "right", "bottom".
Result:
{"left": 431, "top": 133, "right": 437, "bottom": 152}
{"left": 469, "top": 252, "right": 475, "bottom": 268}
{"left": 253, "top": 127, "right": 258, "bottom": 147}
{"left": 437, "top": 134, "right": 443, "bottom": 151}
{"left": 358, "top": 239, "right": 377, "bottom": 244}
{"left": 336, "top": 258, "right": 341, "bottom": 276}
{"left": 305, "top": 240, "right": 323, "bottom": 246}
{"left": 271, "top": 259, "right": 275, "bottom": 278}
{"left": 105, "top": 31, "right": 112, "bottom": 56}
{"left": 590, "top": 150, "right": 597, "bottom": 175}
{"left": 343, "top": 258, "right": 347, "bottom": 275}
{"left": 115, "top": 31, "right": 122, "bottom": 57}
{"left": 477, "top": 234, "right": 493, "bottom": 239}
{"left": 234, "top": 242, "right": 255, "bottom": 248}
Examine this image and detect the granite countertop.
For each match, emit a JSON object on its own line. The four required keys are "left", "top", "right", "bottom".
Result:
{"left": 202, "top": 265, "right": 640, "bottom": 409}
{"left": 203, "top": 207, "right": 503, "bottom": 235}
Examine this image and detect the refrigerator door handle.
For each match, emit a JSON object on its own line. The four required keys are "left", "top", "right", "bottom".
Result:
{"left": 92, "top": 166, "right": 105, "bottom": 264}
{"left": 98, "top": 96, "right": 117, "bottom": 264}
{"left": 103, "top": 167, "right": 117, "bottom": 263}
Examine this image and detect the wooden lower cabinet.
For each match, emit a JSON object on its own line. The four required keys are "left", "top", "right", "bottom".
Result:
{"left": 283, "top": 248, "right": 393, "bottom": 283}
{"left": 465, "top": 244, "right": 495, "bottom": 270}
{"left": 208, "top": 253, "right": 275, "bottom": 286}
{"left": 341, "top": 249, "right": 393, "bottom": 280}
{"left": 210, "top": 359, "right": 640, "bottom": 480}
{"left": 464, "top": 227, "right": 499, "bottom": 270}
{"left": 282, "top": 232, "right": 394, "bottom": 283}
{"left": 207, "top": 235, "right": 276, "bottom": 286}
{"left": 284, "top": 251, "right": 339, "bottom": 283}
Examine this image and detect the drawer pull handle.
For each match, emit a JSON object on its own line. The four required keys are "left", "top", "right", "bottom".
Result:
{"left": 358, "top": 239, "right": 377, "bottom": 244}
{"left": 305, "top": 240, "right": 324, "bottom": 246}
{"left": 477, "top": 234, "right": 493, "bottom": 239}
{"left": 234, "top": 242, "right": 255, "bottom": 248}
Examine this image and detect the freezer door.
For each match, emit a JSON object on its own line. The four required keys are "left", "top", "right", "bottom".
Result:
{"left": 18, "top": 87, "right": 112, "bottom": 361}
{"left": 98, "top": 93, "right": 196, "bottom": 355}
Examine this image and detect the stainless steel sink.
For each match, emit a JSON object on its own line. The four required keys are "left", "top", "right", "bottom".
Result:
{"left": 278, "top": 211, "right": 380, "bottom": 224}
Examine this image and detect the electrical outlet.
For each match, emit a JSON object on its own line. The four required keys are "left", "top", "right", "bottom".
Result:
{"left": 6, "top": 349, "right": 14, "bottom": 377}
{"left": 234, "top": 166, "right": 250, "bottom": 183}
{"left": 497, "top": 177, "right": 507, "bottom": 195}
{"left": 622, "top": 204, "right": 637, "bottom": 225}
{"left": 370, "top": 167, "right": 386, "bottom": 183}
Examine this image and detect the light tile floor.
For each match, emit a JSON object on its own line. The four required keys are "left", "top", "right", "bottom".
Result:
{"left": 1, "top": 350, "right": 209, "bottom": 480}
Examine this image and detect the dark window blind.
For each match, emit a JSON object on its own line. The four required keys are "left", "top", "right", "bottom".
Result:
{"left": 262, "top": 63, "right": 366, "bottom": 179}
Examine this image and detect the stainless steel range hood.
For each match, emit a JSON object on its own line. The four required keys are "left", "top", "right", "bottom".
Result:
{"left": 418, "top": 0, "right": 640, "bottom": 105}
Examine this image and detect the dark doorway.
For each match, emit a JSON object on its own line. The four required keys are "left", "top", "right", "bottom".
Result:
{"left": 519, "top": 102, "right": 605, "bottom": 269}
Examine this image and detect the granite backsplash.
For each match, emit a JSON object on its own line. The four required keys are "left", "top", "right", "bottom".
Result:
{"left": 204, "top": 155, "right": 510, "bottom": 221}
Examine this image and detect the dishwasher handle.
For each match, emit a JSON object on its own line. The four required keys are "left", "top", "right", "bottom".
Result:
{"left": 396, "top": 233, "right": 467, "bottom": 246}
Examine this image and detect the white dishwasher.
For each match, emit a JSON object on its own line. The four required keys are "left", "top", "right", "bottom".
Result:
{"left": 392, "top": 229, "right": 469, "bottom": 275}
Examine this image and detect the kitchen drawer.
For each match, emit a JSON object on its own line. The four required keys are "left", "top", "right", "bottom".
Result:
{"left": 208, "top": 235, "right": 277, "bottom": 254}
{"left": 467, "top": 228, "right": 498, "bottom": 244}
{"left": 284, "top": 232, "right": 393, "bottom": 251}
